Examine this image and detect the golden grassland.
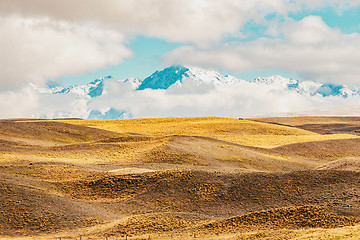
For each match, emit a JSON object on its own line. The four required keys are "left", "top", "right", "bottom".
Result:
{"left": 2, "top": 116, "right": 360, "bottom": 239}
{"left": 59, "top": 117, "right": 358, "bottom": 148}
{"left": 253, "top": 116, "right": 360, "bottom": 126}
{"left": 1, "top": 116, "right": 353, "bottom": 171}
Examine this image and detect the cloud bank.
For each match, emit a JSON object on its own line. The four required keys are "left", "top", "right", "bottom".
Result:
{"left": 1, "top": 1, "right": 360, "bottom": 118}
{"left": 1, "top": 0, "right": 360, "bottom": 90}
{"left": 0, "top": 16, "right": 132, "bottom": 90}
{"left": 87, "top": 77, "right": 360, "bottom": 119}
{"left": 165, "top": 16, "right": 360, "bottom": 86}
{"left": 4, "top": 72, "right": 360, "bottom": 120}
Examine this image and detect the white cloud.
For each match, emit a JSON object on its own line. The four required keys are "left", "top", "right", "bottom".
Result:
{"left": 0, "top": 16, "right": 132, "bottom": 90}
{"left": 4, "top": 0, "right": 357, "bottom": 44}
{"left": 164, "top": 16, "right": 360, "bottom": 86}
{"left": 0, "top": 0, "right": 289, "bottom": 43}
{"left": 0, "top": 0, "right": 286, "bottom": 92}
{"left": 3, "top": 73, "right": 360, "bottom": 119}
{"left": 86, "top": 77, "right": 360, "bottom": 119}
{"left": 284, "top": 16, "right": 339, "bottom": 44}
{"left": 0, "top": 87, "right": 40, "bottom": 118}
{"left": 1, "top": 1, "right": 359, "bottom": 91}
{"left": 0, "top": 85, "right": 90, "bottom": 119}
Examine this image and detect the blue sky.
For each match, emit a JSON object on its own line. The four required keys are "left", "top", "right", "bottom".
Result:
{"left": 290, "top": 5, "right": 360, "bottom": 34}
{"left": 58, "top": 34, "right": 303, "bottom": 86}
{"left": 58, "top": 35, "right": 183, "bottom": 86}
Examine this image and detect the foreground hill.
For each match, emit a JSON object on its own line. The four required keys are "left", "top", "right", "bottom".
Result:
{"left": 1, "top": 116, "right": 360, "bottom": 239}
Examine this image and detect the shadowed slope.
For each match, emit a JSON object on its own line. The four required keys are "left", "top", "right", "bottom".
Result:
{"left": 58, "top": 170, "right": 360, "bottom": 217}
{"left": 136, "top": 135, "right": 319, "bottom": 172}
{"left": 199, "top": 206, "right": 358, "bottom": 232}
{"left": 0, "top": 179, "right": 101, "bottom": 236}
{"left": 272, "top": 138, "right": 360, "bottom": 160}
{"left": 0, "top": 119, "right": 121, "bottom": 146}
{"left": 253, "top": 116, "right": 360, "bottom": 136}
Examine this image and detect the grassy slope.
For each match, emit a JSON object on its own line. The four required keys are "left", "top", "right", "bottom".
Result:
{"left": 1, "top": 117, "right": 360, "bottom": 239}
{"left": 253, "top": 116, "right": 360, "bottom": 135}
{"left": 59, "top": 117, "right": 358, "bottom": 148}
{"left": 0, "top": 117, "right": 339, "bottom": 172}
{"left": 252, "top": 116, "right": 360, "bottom": 126}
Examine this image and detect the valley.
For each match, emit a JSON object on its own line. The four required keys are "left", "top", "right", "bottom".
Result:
{"left": 1, "top": 116, "right": 360, "bottom": 239}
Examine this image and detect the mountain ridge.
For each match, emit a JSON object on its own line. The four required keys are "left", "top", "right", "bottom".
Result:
{"left": 33, "top": 65, "right": 360, "bottom": 119}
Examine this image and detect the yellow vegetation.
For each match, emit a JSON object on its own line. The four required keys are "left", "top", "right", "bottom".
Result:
{"left": 60, "top": 117, "right": 359, "bottom": 148}
{"left": 2, "top": 117, "right": 360, "bottom": 239}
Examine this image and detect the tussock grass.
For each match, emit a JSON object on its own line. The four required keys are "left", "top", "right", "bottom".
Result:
{"left": 59, "top": 117, "right": 358, "bottom": 148}
{"left": 106, "top": 213, "right": 208, "bottom": 237}
{"left": 2, "top": 117, "right": 360, "bottom": 239}
{"left": 201, "top": 205, "right": 358, "bottom": 232}
{"left": 0, "top": 164, "right": 100, "bottom": 181}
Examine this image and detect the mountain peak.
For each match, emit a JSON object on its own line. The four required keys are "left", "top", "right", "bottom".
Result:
{"left": 27, "top": 65, "right": 360, "bottom": 120}
{"left": 137, "top": 65, "right": 189, "bottom": 90}
{"left": 137, "top": 65, "right": 243, "bottom": 90}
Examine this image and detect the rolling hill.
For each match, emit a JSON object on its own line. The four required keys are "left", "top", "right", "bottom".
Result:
{"left": 1, "top": 116, "right": 360, "bottom": 239}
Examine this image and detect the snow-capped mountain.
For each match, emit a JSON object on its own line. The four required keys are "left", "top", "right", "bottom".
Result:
{"left": 137, "top": 66, "right": 359, "bottom": 97}
{"left": 137, "top": 65, "right": 241, "bottom": 90}
{"left": 49, "top": 76, "right": 108, "bottom": 97}
{"left": 254, "top": 75, "right": 359, "bottom": 97}
{"left": 32, "top": 65, "right": 360, "bottom": 119}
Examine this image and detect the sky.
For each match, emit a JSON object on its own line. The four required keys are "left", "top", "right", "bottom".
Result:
{"left": 0, "top": 0, "right": 360, "bottom": 118}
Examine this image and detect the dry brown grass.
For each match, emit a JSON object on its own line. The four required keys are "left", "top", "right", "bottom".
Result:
{"left": 104, "top": 212, "right": 209, "bottom": 237}
{"left": 200, "top": 206, "right": 358, "bottom": 233}
{"left": 0, "top": 164, "right": 100, "bottom": 182}
{"left": 253, "top": 116, "right": 360, "bottom": 137}
{"left": 2, "top": 166, "right": 360, "bottom": 239}
{"left": 0, "top": 180, "right": 101, "bottom": 236}
{"left": 1, "top": 117, "right": 360, "bottom": 239}
{"left": 59, "top": 117, "right": 358, "bottom": 148}
{"left": 0, "top": 119, "right": 120, "bottom": 145}
{"left": 56, "top": 169, "right": 360, "bottom": 220}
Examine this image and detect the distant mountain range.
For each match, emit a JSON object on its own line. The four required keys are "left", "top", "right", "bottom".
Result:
{"left": 32, "top": 65, "right": 360, "bottom": 119}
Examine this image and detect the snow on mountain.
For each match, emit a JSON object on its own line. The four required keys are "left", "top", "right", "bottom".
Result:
{"left": 122, "top": 77, "right": 143, "bottom": 89}
{"left": 137, "top": 66, "right": 189, "bottom": 90}
{"left": 51, "top": 76, "right": 109, "bottom": 97}
{"left": 254, "top": 75, "right": 298, "bottom": 87}
{"left": 136, "top": 65, "right": 358, "bottom": 98}
{"left": 185, "top": 66, "right": 242, "bottom": 86}
{"left": 30, "top": 65, "right": 360, "bottom": 120}
{"left": 88, "top": 108, "right": 132, "bottom": 120}
{"left": 137, "top": 65, "right": 243, "bottom": 90}
{"left": 254, "top": 75, "right": 359, "bottom": 97}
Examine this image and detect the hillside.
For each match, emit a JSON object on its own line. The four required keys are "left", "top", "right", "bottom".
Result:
{"left": 60, "top": 117, "right": 358, "bottom": 148}
{"left": 1, "top": 116, "right": 360, "bottom": 239}
{"left": 253, "top": 116, "right": 360, "bottom": 135}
